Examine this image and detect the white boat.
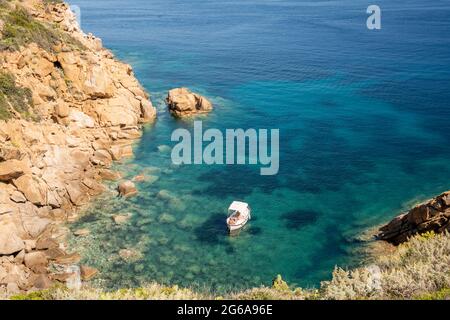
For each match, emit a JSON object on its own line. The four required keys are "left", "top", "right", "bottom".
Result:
{"left": 227, "top": 201, "right": 252, "bottom": 232}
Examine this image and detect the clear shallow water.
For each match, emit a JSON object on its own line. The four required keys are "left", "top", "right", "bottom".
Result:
{"left": 68, "top": 0, "right": 450, "bottom": 291}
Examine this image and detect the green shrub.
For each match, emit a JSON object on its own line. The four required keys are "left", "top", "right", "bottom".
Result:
{"left": 321, "top": 232, "right": 450, "bottom": 300}
{"left": 0, "top": 71, "right": 34, "bottom": 120}
{"left": 272, "top": 275, "right": 290, "bottom": 292}
{"left": 10, "top": 289, "right": 53, "bottom": 300}
{"left": 0, "top": 5, "right": 84, "bottom": 53}
{"left": 0, "top": 93, "right": 12, "bottom": 120}
{"left": 416, "top": 288, "right": 450, "bottom": 300}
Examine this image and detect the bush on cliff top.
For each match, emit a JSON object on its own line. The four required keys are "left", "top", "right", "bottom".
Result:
{"left": 321, "top": 231, "right": 450, "bottom": 300}
{"left": 0, "top": 4, "right": 84, "bottom": 52}
{"left": 0, "top": 71, "right": 34, "bottom": 120}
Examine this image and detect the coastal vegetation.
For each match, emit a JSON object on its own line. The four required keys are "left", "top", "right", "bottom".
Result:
{"left": 0, "top": 1, "right": 83, "bottom": 52}
{"left": 9, "top": 232, "right": 450, "bottom": 300}
{"left": 0, "top": 71, "right": 33, "bottom": 120}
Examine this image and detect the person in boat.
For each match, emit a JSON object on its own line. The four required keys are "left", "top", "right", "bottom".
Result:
{"left": 229, "top": 211, "right": 241, "bottom": 225}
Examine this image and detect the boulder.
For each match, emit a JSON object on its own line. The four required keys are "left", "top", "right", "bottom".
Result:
{"left": 118, "top": 180, "right": 137, "bottom": 197}
{"left": 0, "top": 231, "right": 24, "bottom": 255}
{"left": 33, "top": 274, "right": 52, "bottom": 290}
{"left": 83, "top": 64, "right": 115, "bottom": 99}
{"left": 109, "top": 145, "right": 123, "bottom": 161}
{"left": 166, "top": 88, "right": 213, "bottom": 117}
{"left": 12, "top": 174, "right": 47, "bottom": 206}
{"left": 98, "top": 103, "right": 139, "bottom": 127}
{"left": 66, "top": 181, "right": 89, "bottom": 206}
{"left": 91, "top": 149, "right": 112, "bottom": 166}
{"left": 23, "top": 240, "right": 36, "bottom": 253}
{"left": 6, "top": 282, "right": 21, "bottom": 295}
{"left": 98, "top": 169, "right": 121, "bottom": 181}
{"left": 10, "top": 191, "right": 27, "bottom": 203}
{"left": 0, "top": 147, "right": 24, "bottom": 161}
{"left": 0, "top": 204, "right": 14, "bottom": 215}
{"left": 0, "top": 160, "right": 28, "bottom": 182}
{"left": 68, "top": 110, "right": 96, "bottom": 128}
{"left": 22, "top": 216, "right": 51, "bottom": 239}
{"left": 140, "top": 99, "right": 157, "bottom": 122}
{"left": 36, "top": 238, "right": 58, "bottom": 250}
{"left": 55, "top": 103, "right": 70, "bottom": 118}
{"left": 24, "top": 252, "right": 48, "bottom": 273}
{"left": 14, "top": 249, "right": 25, "bottom": 264}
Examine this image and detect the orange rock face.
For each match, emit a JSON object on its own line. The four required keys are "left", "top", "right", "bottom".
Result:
{"left": 378, "top": 191, "right": 450, "bottom": 245}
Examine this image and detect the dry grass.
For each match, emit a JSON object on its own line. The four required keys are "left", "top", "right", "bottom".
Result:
{"left": 0, "top": 2, "right": 84, "bottom": 52}
{"left": 321, "top": 231, "right": 450, "bottom": 300}
{"left": 0, "top": 71, "right": 34, "bottom": 120}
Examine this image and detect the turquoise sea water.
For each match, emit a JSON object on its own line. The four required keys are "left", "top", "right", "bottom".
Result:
{"left": 67, "top": 0, "right": 450, "bottom": 291}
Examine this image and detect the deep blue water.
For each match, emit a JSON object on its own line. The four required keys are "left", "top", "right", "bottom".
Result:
{"left": 67, "top": 0, "right": 450, "bottom": 291}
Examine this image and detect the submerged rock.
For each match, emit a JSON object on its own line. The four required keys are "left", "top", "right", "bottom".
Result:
{"left": 118, "top": 248, "right": 143, "bottom": 262}
{"left": 157, "top": 145, "right": 172, "bottom": 153}
{"left": 159, "top": 213, "right": 176, "bottom": 224}
{"left": 132, "top": 175, "right": 146, "bottom": 182}
{"left": 157, "top": 190, "right": 174, "bottom": 201}
{"left": 118, "top": 181, "right": 138, "bottom": 197}
{"left": 166, "top": 87, "right": 213, "bottom": 117}
{"left": 134, "top": 264, "right": 145, "bottom": 273}
{"left": 136, "top": 217, "right": 153, "bottom": 227}
{"left": 159, "top": 254, "right": 178, "bottom": 266}
{"left": 113, "top": 214, "right": 131, "bottom": 225}
{"left": 73, "top": 228, "right": 90, "bottom": 237}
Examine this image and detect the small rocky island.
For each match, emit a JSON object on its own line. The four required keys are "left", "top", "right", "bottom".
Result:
{"left": 166, "top": 87, "right": 213, "bottom": 117}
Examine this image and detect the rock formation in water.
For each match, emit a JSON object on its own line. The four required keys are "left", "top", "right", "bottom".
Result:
{"left": 378, "top": 191, "right": 450, "bottom": 245}
{"left": 166, "top": 87, "right": 212, "bottom": 117}
{"left": 0, "top": 0, "right": 156, "bottom": 297}
{"left": 117, "top": 181, "right": 137, "bottom": 197}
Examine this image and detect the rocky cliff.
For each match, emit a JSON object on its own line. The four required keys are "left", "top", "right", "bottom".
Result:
{"left": 0, "top": 0, "right": 156, "bottom": 297}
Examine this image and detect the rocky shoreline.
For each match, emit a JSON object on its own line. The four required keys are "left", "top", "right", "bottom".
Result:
{"left": 0, "top": 0, "right": 156, "bottom": 297}
{"left": 377, "top": 191, "right": 450, "bottom": 245}
{"left": 0, "top": 0, "right": 449, "bottom": 300}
